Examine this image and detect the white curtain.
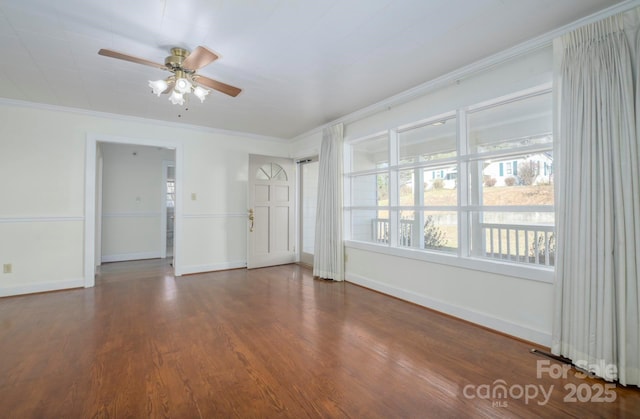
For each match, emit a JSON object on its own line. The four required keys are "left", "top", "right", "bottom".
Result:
{"left": 552, "top": 9, "right": 640, "bottom": 386}
{"left": 313, "top": 123, "right": 345, "bottom": 281}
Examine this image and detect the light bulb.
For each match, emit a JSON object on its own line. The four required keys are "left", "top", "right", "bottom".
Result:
{"left": 148, "top": 79, "right": 168, "bottom": 96}
{"left": 174, "top": 77, "right": 192, "bottom": 94}
{"left": 193, "top": 86, "right": 209, "bottom": 102}
{"left": 168, "top": 90, "right": 185, "bottom": 105}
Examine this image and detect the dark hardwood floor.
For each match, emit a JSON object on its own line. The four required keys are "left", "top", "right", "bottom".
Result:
{"left": 0, "top": 260, "right": 638, "bottom": 418}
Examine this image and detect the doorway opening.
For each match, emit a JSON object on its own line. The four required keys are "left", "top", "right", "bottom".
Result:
{"left": 85, "top": 134, "right": 183, "bottom": 288}
{"left": 97, "top": 144, "right": 175, "bottom": 273}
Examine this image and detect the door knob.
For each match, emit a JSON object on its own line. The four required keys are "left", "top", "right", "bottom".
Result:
{"left": 248, "top": 209, "right": 254, "bottom": 232}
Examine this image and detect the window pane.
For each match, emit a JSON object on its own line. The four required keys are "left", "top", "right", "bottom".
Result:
{"left": 351, "top": 135, "right": 388, "bottom": 171}
{"left": 398, "top": 117, "right": 456, "bottom": 164}
{"left": 352, "top": 209, "right": 389, "bottom": 244}
{"left": 399, "top": 166, "right": 458, "bottom": 206}
{"left": 351, "top": 173, "right": 389, "bottom": 207}
{"left": 470, "top": 211, "right": 555, "bottom": 266}
{"left": 468, "top": 92, "right": 552, "bottom": 153}
{"left": 399, "top": 170, "right": 417, "bottom": 206}
{"left": 470, "top": 152, "right": 554, "bottom": 206}
{"left": 424, "top": 165, "right": 458, "bottom": 206}
{"left": 399, "top": 210, "right": 457, "bottom": 252}
{"left": 256, "top": 163, "right": 288, "bottom": 180}
{"left": 166, "top": 180, "right": 175, "bottom": 208}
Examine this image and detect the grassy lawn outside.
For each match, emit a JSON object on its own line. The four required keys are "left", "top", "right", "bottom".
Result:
{"left": 380, "top": 184, "right": 554, "bottom": 206}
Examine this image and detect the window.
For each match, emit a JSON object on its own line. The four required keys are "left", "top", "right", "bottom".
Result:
{"left": 166, "top": 165, "right": 176, "bottom": 208}
{"left": 467, "top": 90, "right": 554, "bottom": 266}
{"left": 349, "top": 134, "right": 390, "bottom": 244}
{"left": 397, "top": 115, "right": 458, "bottom": 252}
{"left": 256, "top": 163, "right": 288, "bottom": 181}
{"left": 345, "top": 87, "right": 554, "bottom": 274}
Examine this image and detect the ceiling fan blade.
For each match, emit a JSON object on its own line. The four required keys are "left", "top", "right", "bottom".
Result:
{"left": 195, "top": 75, "right": 242, "bottom": 97}
{"left": 182, "top": 46, "right": 219, "bottom": 71}
{"left": 98, "top": 49, "right": 167, "bottom": 70}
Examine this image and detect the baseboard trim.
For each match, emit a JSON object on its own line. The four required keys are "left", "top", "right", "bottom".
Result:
{"left": 0, "top": 278, "right": 84, "bottom": 298}
{"left": 346, "top": 272, "right": 551, "bottom": 346}
{"left": 101, "top": 252, "right": 162, "bottom": 263}
{"left": 181, "top": 260, "right": 247, "bottom": 275}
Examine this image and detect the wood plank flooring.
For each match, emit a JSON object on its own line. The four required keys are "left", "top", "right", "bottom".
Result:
{"left": 0, "top": 260, "right": 638, "bottom": 418}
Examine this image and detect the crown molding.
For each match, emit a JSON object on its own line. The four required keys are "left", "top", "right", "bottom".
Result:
{"left": 291, "top": 0, "right": 640, "bottom": 143}
{"left": 0, "top": 97, "right": 289, "bottom": 143}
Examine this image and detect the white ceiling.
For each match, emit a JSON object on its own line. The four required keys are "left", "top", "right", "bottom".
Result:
{"left": 0, "top": 0, "right": 624, "bottom": 139}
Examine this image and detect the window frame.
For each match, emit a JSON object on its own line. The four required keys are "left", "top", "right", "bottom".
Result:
{"left": 344, "top": 85, "right": 554, "bottom": 283}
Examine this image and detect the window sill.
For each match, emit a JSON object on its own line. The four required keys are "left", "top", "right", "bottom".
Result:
{"left": 344, "top": 240, "right": 554, "bottom": 283}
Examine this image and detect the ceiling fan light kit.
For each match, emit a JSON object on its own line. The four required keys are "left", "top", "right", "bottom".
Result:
{"left": 174, "top": 77, "right": 192, "bottom": 94}
{"left": 193, "top": 85, "right": 209, "bottom": 102}
{"left": 148, "top": 79, "right": 169, "bottom": 96}
{"left": 168, "top": 90, "right": 185, "bottom": 106}
{"left": 99, "top": 46, "right": 242, "bottom": 107}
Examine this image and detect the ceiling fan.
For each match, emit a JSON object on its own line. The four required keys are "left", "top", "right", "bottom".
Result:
{"left": 98, "top": 46, "right": 241, "bottom": 105}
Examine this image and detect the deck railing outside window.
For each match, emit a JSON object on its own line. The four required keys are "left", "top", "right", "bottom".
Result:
{"left": 372, "top": 218, "right": 554, "bottom": 266}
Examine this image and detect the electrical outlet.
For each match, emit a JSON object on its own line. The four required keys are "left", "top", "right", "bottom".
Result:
{"left": 3, "top": 264, "right": 12, "bottom": 274}
{"left": 191, "top": 192, "right": 197, "bottom": 201}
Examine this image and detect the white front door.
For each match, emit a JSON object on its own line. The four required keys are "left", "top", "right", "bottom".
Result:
{"left": 247, "top": 154, "right": 295, "bottom": 269}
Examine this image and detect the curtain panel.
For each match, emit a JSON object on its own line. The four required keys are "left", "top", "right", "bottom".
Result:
{"left": 313, "top": 123, "right": 344, "bottom": 281}
{"left": 552, "top": 9, "right": 640, "bottom": 386}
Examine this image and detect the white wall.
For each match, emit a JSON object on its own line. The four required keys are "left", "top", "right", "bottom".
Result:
{"left": 179, "top": 137, "right": 263, "bottom": 273}
{"left": 345, "top": 247, "right": 553, "bottom": 343}
{"left": 0, "top": 102, "right": 288, "bottom": 296}
{"left": 344, "top": 47, "right": 553, "bottom": 141}
{"left": 290, "top": 131, "right": 322, "bottom": 160}
{"left": 100, "top": 143, "right": 174, "bottom": 262}
{"left": 290, "top": 46, "right": 555, "bottom": 346}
